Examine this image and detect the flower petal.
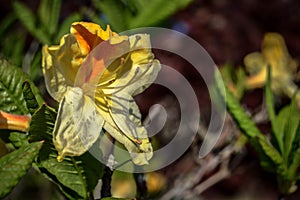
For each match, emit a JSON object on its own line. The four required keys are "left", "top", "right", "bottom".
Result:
{"left": 75, "top": 36, "right": 130, "bottom": 88}
{"left": 95, "top": 93, "right": 153, "bottom": 165}
{"left": 53, "top": 87, "right": 104, "bottom": 162}
{"left": 103, "top": 34, "right": 161, "bottom": 96}
{"left": 103, "top": 120, "right": 153, "bottom": 165}
{"left": 109, "top": 93, "right": 153, "bottom": 164}
{"left": 42, "top": 34, "right": 84, "bottom": 101}
{"left": 71, "top": 22, "right": 115, "bottom": 55}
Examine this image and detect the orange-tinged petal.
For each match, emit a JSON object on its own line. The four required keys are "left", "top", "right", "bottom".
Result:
{"left": 75, "top": 36, "right": 130, "bottom": 87}
{"left": 0, "top": 111, "right": 31, "bottom": 132}
{"left": 71, "top": 22, "right": 115, "bottom": 55}
{"left": 246, "top": 67, "right": 267, "bottom": 89}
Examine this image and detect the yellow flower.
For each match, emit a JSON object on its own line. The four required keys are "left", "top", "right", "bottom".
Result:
{"left": 42, "top": 22, "right": 160, "bottom": 165}
{"left": 244, "top": 33, "right": 298, "bottom": 96}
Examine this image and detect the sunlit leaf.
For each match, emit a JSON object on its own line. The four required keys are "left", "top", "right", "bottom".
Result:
{"left": 0, "top": 59, "right": 41, "bottom": 115}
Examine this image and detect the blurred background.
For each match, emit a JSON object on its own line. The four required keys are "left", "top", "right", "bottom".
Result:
{"left": 1, "top": 0, "right": 300, "bottom": 199}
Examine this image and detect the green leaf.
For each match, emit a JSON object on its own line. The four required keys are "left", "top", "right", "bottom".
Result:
{"left": 22, "top": 81, "right": 42, "bottom": 115}
{"left": 49, "top": 0, "right": 61, "bottom": 35}
{"left": 0, "top": 13, "right": 17, "bottom": 39}
{"left": 28, "top": 50, "right": 43, "bottom": 82}
{"left": 285, "top": 109, "right": 300, "bottom": 179}
{"left": 13, "top": 1, "right": 36, "bottom": 34}
{"left": 265, "top": 66, "right": 276, "bottom": 125}
{"left": 283, "top": 99, "right": 300, "bottom": 163}
{"left": 265, "top": 66, "right": 283, "bottom": 153}
{"left": 13, "top": 1, "right": 50, "bottom": 44}
{"left": 1, "top": 30, "right": 26, "bottom": 66}
{"left": 9, "top": 132, "right": 29, "bottom": 148}
{"left": 92, "top": 0, "right": 129, "bottom": 31}
{"left": 0, "top": 58, "right": 42, "bottom": 115}
{"left": 215, "top": 71, "right": 264, "bottom": 139}
{"left": 38, "top": 0, "right": 61, "bottom": 35}
{"left": 38, "top": 0, "right": 50, "bottom": 33}
{"left": 0, "top": 141, "right": 43, "bottom": 198}
{"left": 128, "top": 0, "right": 193, "bottom": 28}
{"left": 257, "top": 138, "right": 285, "bottom": 172}
{"left": 29, "top": 104, "right": 104, "bottom": 199}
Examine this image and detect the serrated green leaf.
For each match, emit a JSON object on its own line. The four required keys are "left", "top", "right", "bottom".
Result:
{"left": 257, "top": 138, "right": 284, "bottom": 168}
{"left": 0, "top": 59, "right": 42, "bottom": 115}
{"left": 250, "top": 137, "right": 275, "bottom": 172}
{"left": 128, "top": 0, "right": 193, "bottom": 28}
{"left": 29, "top": 104, "right": 104, "bottom": 199}
{"left": 0, "top": 141, "right": 43, "bottom": 198}
{"left": 215, "top": 71, "right": 264, "bottom": 139}
{"left": 22, "top": 81, "right": 42, "bottom": 115}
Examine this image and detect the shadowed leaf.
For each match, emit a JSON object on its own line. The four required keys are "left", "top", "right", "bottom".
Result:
{"left": 0, "top": 141, "right": 43, "bottom": 198}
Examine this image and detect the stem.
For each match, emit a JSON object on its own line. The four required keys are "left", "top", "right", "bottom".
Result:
{"left": 101, "top": 166, "right": 113, "bottom": 198}
{"left": 134, "top": 173, "right": 148, "bottom": 199}
{"left": 277, "top": 175, "right": 297, "bottom": 196}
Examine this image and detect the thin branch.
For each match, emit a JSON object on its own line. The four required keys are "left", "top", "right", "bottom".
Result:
{"left": 101, "top": 166, "right": 113, "bottom": 198}
{"left": 134, "top": 173, "right": 148, "bottom": 200}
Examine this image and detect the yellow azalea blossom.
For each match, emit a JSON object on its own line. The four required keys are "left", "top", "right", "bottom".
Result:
{"left": 42, "top": 22, "right": 161, "bottom": 165}
{"left": 244, "top": 33, "right": 298, "bottom": 97}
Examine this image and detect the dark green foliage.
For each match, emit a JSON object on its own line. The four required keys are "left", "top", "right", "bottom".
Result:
{"left": 0, "top": 141, "right": 43, "bottom": 198}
